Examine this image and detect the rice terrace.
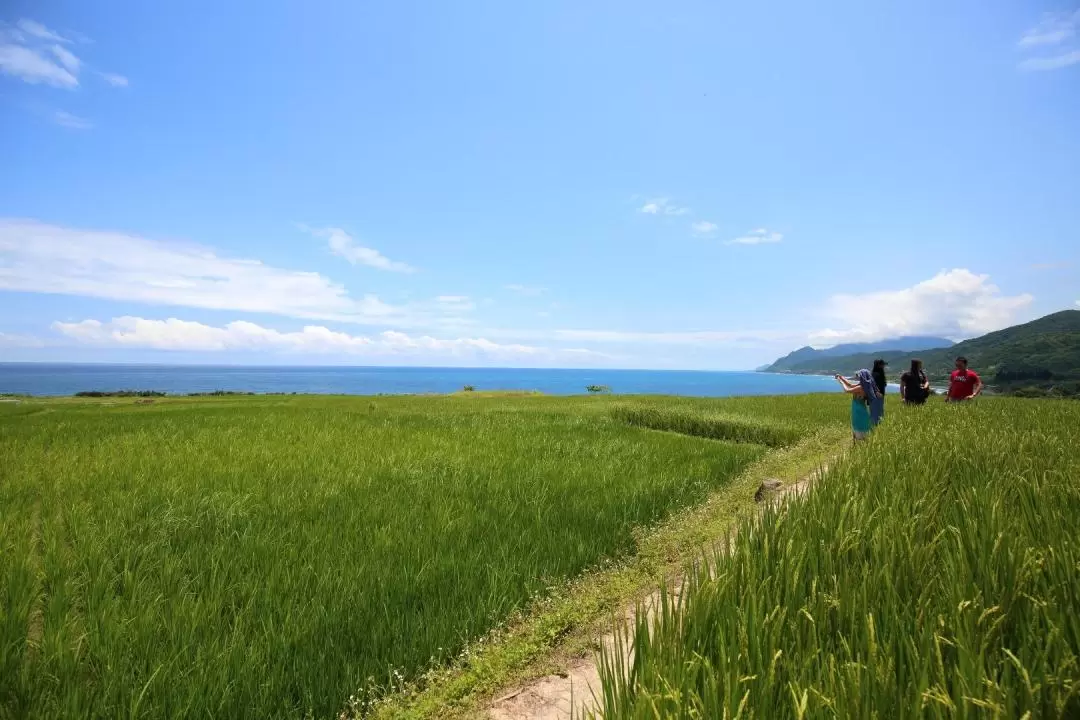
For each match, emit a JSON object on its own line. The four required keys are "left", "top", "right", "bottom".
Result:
{"left": 3, "top": 3, "right": 1080, "bottom": 717}
{"left": 2, "top": 390, "right": 1078, "bottom": 718}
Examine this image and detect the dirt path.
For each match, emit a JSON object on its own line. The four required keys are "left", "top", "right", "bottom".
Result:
{"left": 486, "top": 468, "right": 824, "bottom": 719}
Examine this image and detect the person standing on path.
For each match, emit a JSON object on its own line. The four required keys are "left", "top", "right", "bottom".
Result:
{"left": 946, "top": 356, "right": 983, "bottom": 402}
{"left": 900, "top": 359, "right": 931, "bottom": 404}
{"left": 835, "top": 369, "right": 878, "bottom": 442}
{"left": 870, "top": 359, "right": 888, "bottom": 425}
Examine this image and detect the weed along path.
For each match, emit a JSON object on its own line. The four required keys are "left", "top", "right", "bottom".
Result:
{"left": 485, "top": 455, "right": 836, "bottom": 720}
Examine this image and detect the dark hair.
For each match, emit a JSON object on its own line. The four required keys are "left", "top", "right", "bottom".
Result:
{"left": 872, "top": 358, "right": 887, "bottom": 372}
{"left": 956, "top": 356, "right": 968, "bottom": 365}
{"left": 910, "top": 358, "right": 923, "bottom": 374}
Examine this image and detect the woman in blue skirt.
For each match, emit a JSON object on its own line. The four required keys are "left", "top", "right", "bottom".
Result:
{"left": 835, "top": 369, "right": 879, "bottom": 442}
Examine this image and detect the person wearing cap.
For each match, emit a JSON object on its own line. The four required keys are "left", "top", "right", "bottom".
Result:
{"left": 870, "top": 358, "right": 888, "bottom": 425}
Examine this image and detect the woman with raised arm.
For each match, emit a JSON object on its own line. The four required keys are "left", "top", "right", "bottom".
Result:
{"left": 835, "top": 369, "right": 879, "bottom": 442}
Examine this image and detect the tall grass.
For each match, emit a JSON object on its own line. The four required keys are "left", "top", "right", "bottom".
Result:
{"left": 597, "top": 398, "right": 1080, "bottom": 718}
{"left": 0, "top": 394, "right": 840, "bottom": 718}
{"left": 610, "top": 405, "right": 805, "bottom": 447}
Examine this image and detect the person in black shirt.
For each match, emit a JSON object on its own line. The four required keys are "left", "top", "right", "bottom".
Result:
{"left": 900, "top": 359, "right": 930, "bottom": 404}
{"left": 870, "top": 359, "right": 888, "bottom": 425}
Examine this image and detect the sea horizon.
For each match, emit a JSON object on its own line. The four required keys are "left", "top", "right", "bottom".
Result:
{"left": 0, "top": 362, "right": 841, "bottom": 398}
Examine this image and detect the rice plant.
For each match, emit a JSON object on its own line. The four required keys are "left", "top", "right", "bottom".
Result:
{"left": 0, "top": 393, "right": 841, "bottom": 719}
{"left": 597, "top": 398, "right": 1080, "bottom": 718}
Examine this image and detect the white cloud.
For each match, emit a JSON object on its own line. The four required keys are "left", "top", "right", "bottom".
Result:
{"left": 813, "top": 269, "right": 1033, "bottom": 344}
{"left": 639, "top": 198, "right": 690, "bottom": 216}
{"left": 435, "top": 295, "right": 476, "bottom": 311}
{"left": 53, "top": 110, "right": 92, "bottom": 129}
{"left": 49, "top": 43, "right": 79, "bottom": 73}
{"left": 0, "top": 36, "right": 78, "bottom": 87}
{"left": 303, "top": 226, "right": 415, "bottom": 273}
{"left": 101, "top": 72, "right": 128, "bottom": 87}
{"left": 16, "top": 19, "right": 71, "bottom": 44}
{"left": 1018, "top": 11, "right": 1080, "bottom": 71}
{"left": 0, "top": 331, "right": 45, "bottom": 348}
{"left": 691, "top": 221, "right": 718, "bottom": 236}
{"left": 1019, "top": 50, "right": 1080, "bottom": 71}
{"left": 553, "top": 328, "right": 788, "bottom": 345}
{"left": 539, "top": 269, "right": 1034, "bottom": 352}
{"left": 727, "top": 228, "right": 783, "bottom": 245}
{"left": 0, "top": 218, "right": 447, "bottom": 326}
{"left": 1019, "top": 10, "right": 1079, "bottom": 47}
{"left": 504, "top": 284, "right": 546, "bottom": 296}
{"left": 50, "top": 316, "right": 602, "bottom": 361}
{"left": 1, "top": 20, "right": 128, "bottom": 94}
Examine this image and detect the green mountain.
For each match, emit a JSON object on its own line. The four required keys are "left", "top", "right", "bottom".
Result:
{"left": 766, "top": 335, "right": 953, "bottom": 373}
{"left": 763, "top": 310, "right": 1080, "bottom": 396}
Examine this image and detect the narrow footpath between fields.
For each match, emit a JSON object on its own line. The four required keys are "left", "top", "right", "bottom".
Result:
{"left": 371, "top": 424, "right": 848, "bottom": 720}
{"left": 485, "top": 462, "right": 832, "bottom": 720}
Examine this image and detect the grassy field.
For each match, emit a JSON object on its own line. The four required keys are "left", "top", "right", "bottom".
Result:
{"left": 0, "top": 393, "right": 844, "bottom": 719}
{"left": 598, "top": 398, "right": 1080, "bottom": 718}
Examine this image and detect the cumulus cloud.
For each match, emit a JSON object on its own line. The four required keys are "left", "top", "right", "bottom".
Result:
{"left": 302, "top": 226, "right": 415, "bottom": 273}
{"left": 727, "top": 228, "right": 782, "bottom": 245}
{"left": 50, "top": 316, "right": 603, "bottom": 361}
{"left": 533, "top": 269, "right": 1034, "bottom": 351}
{"left": 1018, "top": 10, "right": 1080, "bottom": 71}
{"left": 691, "top": 221, "right": 718, "bottom": 236}
{"left": 813, "top": 269, "right": 1033, "bottom": 344}
{"left": 639, "top": 198, "right": 690, "bottom": 216}
{"left": 0, "top": 218, "right": 452, "bottom": 326}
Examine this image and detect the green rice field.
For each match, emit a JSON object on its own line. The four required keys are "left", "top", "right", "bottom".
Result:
{"left": 598, "top": 398, "right": 1080, "bottom": 718}
{"left": 0, "top": 393, "right": 843, "bottom": 719}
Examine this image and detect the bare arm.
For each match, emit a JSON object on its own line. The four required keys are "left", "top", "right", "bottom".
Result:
{"left": 834, "top": 375, "right": 865, "bottom": 396}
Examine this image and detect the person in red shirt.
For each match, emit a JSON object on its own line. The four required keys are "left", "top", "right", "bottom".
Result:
{"left": 946, "top": 356, "right": 983, "bottom": 402}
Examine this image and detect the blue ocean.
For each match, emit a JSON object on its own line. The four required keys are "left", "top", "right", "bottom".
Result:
{"left": 0, "top": 363, "right": 842, "bottom": 397}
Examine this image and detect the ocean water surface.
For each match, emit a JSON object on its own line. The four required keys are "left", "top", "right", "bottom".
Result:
{"left": 0, "top": 363, "right": 842, "bottom": 397}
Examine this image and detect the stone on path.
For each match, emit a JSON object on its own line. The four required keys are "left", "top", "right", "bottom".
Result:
{"left": 754, "top": 479, "right": 784, "bottom": 502}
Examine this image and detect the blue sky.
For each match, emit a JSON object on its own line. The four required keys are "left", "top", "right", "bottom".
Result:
{"left": 1, "top": 1, "right": 1078, "bottom": 369}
